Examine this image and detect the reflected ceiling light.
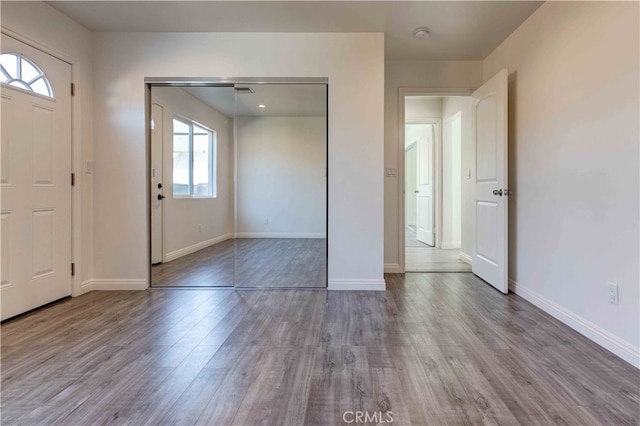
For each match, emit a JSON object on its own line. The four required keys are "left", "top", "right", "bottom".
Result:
{"left": 258, "top": 104, "right": 266, "bottom": 108}
{"left": 414, "top": 28, "right": 430, "bottom": 39}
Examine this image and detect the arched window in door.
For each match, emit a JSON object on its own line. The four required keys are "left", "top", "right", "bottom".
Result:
{"left": 0, "top": 53, "right": 54, "bottom": 98}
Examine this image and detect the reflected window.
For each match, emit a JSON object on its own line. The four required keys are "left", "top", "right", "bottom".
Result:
{"left": 172, "top": 116, "right": 216, "bottom": 198}
{"left": 0, "top": 53, "right": 54, "bottom": 98}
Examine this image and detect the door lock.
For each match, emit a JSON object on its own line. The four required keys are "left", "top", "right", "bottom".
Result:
{"left": 157, "top": 183, "right": 163, "bottom": 189}
{"left": 493, "top": 189, "right": 503, "bottom": 196}
{"left": 157, "top": 194, "right": 166, "bottom": 200}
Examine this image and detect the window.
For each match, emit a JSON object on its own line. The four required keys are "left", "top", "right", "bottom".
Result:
{"left": 0, "top": 53, "right": 53, "bottom": 98}
{"left": 173, "top": 116, "right": 216, "bottom": 198}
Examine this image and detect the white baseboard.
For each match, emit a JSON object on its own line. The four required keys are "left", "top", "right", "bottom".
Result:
{"left": 459, "top": 252, "right": 472, "bottom": 265}
{"left": 165, "top": 233, "right": 233, "bottom": 262}
{"left": 234, "top": 232, "right": 325, "bottom": 239}
{"left": 509, "top": 279, "right": 639, "bottom": 368}
{"left": 441, "top": 241, "right": 462, "bottom": 250}
{"left": 328, "top": 279, "right": 386, "bottom": 291}
{"left": 79, "top": 280, "right": 94, "bottom": 295}
{"left": 81, "top": 279, "right": 148, "bottom": 292}
{"left": 384, "top": 263, "right": 402, "bottom": 273}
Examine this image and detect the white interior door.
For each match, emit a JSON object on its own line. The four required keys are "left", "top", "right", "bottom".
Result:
{"left": 472, "top": 69, "right": 509, "bottom": 293}
{"left": 151, "top": 102, "right": 164, "bottom": 264}
{"left": 1, "top": 35, "right": 72, "bottom": 320}
{"left": 416, "top": 124, "right": 434, "bottom": 246}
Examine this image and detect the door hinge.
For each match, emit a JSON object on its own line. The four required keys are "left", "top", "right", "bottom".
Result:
{"left": 71, "top": 173, "right": 75, "bottom": 186}
{"left": 71, "top": 263, "right": 75, "bottom": 276}
{"left": 71, "top": 83, "right": 76, "bottom": 96}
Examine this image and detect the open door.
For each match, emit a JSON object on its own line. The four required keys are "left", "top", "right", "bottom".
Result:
{"left": 472, "top": 69, "right": 509, "bottom": 294}
{"left": 416, "top": 124, "right": 435, "bottom": 246}
{"left": 151, "top": 103, "right": 164, "bottom": 264}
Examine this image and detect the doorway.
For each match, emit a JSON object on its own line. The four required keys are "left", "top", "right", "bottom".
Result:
{"left": 403, "top": 96, "right": 470, "bottom": 272}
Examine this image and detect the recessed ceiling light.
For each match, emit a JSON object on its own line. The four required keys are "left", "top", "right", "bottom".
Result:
{"left": 258, "top": 104, "right": 266, "bottom": 108}
{"left": 414, "top": 28, "right": 430, "bottom": 40}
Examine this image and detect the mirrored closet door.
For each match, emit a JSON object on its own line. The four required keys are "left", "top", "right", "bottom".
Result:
{"left": 149, "top": 81, "right": 327, "bottom": 288}
{"left": 233, "top": 83, "right": 327, "bottom": 287}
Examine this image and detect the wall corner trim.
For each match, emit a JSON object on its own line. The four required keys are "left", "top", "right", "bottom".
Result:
{"left": 328, "top": 279, "right": 386, "bottom": 291}
{"left": 509, "top": 278, "right": 640, "bottom": 369}
{"left": 459, "top": 252, "right": 472, "bottom": 265}
{"left": 384, "top": 263, "right": 402, "bottom": 273}
{"left": 80, "top": 279, "right": 148, "bottom": 293}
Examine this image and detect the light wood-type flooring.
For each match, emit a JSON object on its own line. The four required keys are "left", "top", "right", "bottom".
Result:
{"left": 2, "top": 273, "right": 639, "bottom": 425}
{"left": 405, "top": 247, "right": 471, "bottom": 272}
{"left": 405, "top": 226, "right": 470, "bottom": 272}
{"left": 152, "top": 238, "right": 326, "bottom": 288}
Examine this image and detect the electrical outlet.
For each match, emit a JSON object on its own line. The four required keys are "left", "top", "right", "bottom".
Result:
{"left": 608, "top": 282, "right": 619, "bottom": 305}
{"left": 264, "top": 218, "right": 269, "bottom": 225}
{"left": 198, "top": 224, "right": 202, "bottom": 233}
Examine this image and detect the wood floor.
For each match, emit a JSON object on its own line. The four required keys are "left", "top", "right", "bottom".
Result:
{"left": 152, "top": 238, "right": 327, "bottom": 288}
{"left": 2, "top": 273, "right": 639, "bottom": 425}
{"left": 405, "top": 226, "right": 470, "bottom": 272}
{"left": 406, "top": 247, "right": 471, "bottom": 272}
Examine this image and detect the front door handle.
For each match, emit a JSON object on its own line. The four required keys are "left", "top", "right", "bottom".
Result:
{"left": 493, "top": 189, "right": 503, "bottom": 196}
{"left": 157, "top": 194, "right": 166, "bottom": 200}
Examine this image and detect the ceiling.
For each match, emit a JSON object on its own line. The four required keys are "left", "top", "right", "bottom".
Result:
{"left": 182, "top": 84, "right": 327, "bottom": 117}
{"left": 46, "top": 1, "right": 543, "bottom": 60}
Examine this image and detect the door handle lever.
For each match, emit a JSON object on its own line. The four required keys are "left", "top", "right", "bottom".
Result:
{"left": 157, "top": 194, "right": 166, "bottom": 200}
{"left": 492, "top": 189, "right": 503, "bottom": 196}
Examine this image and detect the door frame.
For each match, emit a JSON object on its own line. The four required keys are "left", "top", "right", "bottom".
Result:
{"left": 398, "top": 88, "right": 473, "bottom": 273}
{"left": 1, "top": 28, "right": 82, "bottom": 296}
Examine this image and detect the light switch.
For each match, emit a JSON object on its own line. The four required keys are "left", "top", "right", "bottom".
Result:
{"left": 85, "top": 160, "right": 94, "bottom": 174}
{"left": 466, "top": 169, "right": 471, "bottom": 179}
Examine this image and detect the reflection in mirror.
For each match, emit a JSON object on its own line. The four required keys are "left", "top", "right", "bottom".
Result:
{"left": 233, "top": 84, "right": 327, "bottom": 287}
{"left": 150, "top": 86, "right": 235, "bottom": 287}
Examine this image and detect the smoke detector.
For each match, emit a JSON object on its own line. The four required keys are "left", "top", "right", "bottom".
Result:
{"left": 414, "top": 28, "right": 430, "bottom": 40}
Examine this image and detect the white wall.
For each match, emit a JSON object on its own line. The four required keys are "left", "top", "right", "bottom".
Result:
{"left": 151, "top": 88, "right": 234, "bottom": 257}
{"left": 442, "top": 111, "right": 461, "bottom": 249}
{"left": 385, "top": 60, "right": 482, "bottom": 271}
{"left": 483, "top": 1, "right": 639, "bottom": 366}
{"left": 404, "top": 145, "right": 417, "bottom": 228}
{"left": 92, "top": 32, "right": 384, "bottom": 290}
{"left": 405, "top": 97, "right": 441, "bottom": 120}
{"left": 236, "top": 116, "right": 326, "bottom": 237}
{"left": 442, "top": 96, "right": 473, "bottom": 256}
{"left": 1, "top": 1, "right": 94, "bottom": 293}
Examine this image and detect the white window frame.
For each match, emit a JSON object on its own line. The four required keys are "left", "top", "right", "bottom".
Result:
{"left": 172, "top": 115, "right": 216, "bottom": 199}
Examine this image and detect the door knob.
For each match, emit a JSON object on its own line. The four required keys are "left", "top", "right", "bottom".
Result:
{"left": 493, "top": 189, "right": 503, "bottom": 196}
{"left": 157, "top": 194, "right": 166, "bottom": 200}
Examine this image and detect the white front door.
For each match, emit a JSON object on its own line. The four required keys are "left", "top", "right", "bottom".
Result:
{"left": 151, "top": 103, "right": 164, "bottom": 264}
{"left": 1, "top": 35, "right": 72, "bottom": 320}
{"left": 472, "top": 69, "right": 509, "bottom": 294}
{"left": 416, "top": 124, "right": 434, "bottom": 246}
